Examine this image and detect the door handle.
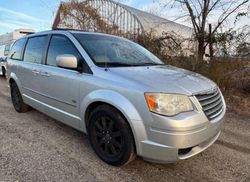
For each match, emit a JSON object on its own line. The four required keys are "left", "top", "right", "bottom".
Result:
{"left": 32, "top": 69, "right": 40, "bottom": 74}
{"left": 40, "top": 72, "right": 50, "bottom": 77}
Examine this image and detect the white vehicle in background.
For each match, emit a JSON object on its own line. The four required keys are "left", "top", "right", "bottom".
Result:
{"left": 0, "top": 57, "right": 7, "bottom": 77}
{"left": 0, "top": 44, "right": 9, "bottom": 77}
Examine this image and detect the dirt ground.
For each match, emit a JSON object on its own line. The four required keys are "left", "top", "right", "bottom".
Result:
{"left": 0, "top": 77, "right": 249, "bottom": 182}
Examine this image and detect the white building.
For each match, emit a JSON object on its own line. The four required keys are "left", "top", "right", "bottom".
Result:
{"left": 0, "top": 28, "right": 34, "bottom": 46}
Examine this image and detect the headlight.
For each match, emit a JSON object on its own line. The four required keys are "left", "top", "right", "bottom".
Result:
{"left": 145, "top": 93, "right": 193, "bottom": 116}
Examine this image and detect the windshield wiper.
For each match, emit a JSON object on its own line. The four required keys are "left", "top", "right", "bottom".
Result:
{"left": 96, "top": 62, "right": 165, "bottom": 68}
{"left": 96, "top": 62, "right": 134, "bottom": 67}
{"left": 132, "top": 63, "right": 165, "bottom": 66}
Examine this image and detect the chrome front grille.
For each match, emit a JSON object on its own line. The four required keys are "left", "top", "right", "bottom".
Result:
{"left": 195, "top": 88, "right": 224, "bottom": 120}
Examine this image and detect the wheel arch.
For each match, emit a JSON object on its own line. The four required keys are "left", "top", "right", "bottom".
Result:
{"left": 80, "top": 89, "right": 147, "bottom": 154}
{"left": 9, "top": 73, "right": 22, "bottom": 90}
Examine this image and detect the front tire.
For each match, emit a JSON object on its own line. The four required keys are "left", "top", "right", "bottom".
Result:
{"left": 87, "top": 105, "right": 136, "bottom": 166}
{"left": 10, "top": 82, "right": 30, "bottom": 113}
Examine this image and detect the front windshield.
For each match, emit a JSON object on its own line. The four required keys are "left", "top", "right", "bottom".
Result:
{"left": 73, "top": 33, "right": 164, "bottom": 67}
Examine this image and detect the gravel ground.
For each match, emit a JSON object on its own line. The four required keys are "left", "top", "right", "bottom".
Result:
{"left": 0, "top": 77, "right": 249, "bottom": 182}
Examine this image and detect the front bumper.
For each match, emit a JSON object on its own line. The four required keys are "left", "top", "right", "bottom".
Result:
{"left": 139, "top": 107, "right": 225, "bottom": 163}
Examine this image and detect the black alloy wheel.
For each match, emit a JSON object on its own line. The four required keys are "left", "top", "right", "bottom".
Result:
{"left": 10, "top": 82, "right": 30, "bottom": 112}
{"left": 88, "top": 105, "right": 135, "bottom": 166}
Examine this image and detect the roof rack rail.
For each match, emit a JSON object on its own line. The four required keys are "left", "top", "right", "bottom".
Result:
{"left": 52, "top": 28, "right": 85, "bottom": 32}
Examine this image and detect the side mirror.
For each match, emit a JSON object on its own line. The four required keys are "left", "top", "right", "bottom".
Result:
{"left": 56, "top": 54, "right": 78, "bottom": 69}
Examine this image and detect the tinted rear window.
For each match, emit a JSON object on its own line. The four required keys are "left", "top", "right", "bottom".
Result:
{"left": 4, "top": 44, "right": 11, "bottom": 56}
{"left": 9, "top": 38, "right": 26, "bottom": 60}
{"left": 24, "top": 36, "right": 48, "bottom": 64}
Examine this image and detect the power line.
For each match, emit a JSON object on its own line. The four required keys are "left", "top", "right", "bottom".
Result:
{"left": 39, "top": 0, "right": 56, "bottom": 15}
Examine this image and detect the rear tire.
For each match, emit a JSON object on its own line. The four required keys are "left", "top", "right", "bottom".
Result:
{"left": 87, "top": 105, "right": 136, "bottom": 166}
{"left": 2, "top": 67, "right": 6, "bottom": 78}
{"left": 10, "top": 82, "right": 30, "bottom": 113}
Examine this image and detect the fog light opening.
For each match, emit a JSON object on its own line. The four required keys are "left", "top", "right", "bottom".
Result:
{"left": 178, "top": 147, "right": 193, "bottom": 155}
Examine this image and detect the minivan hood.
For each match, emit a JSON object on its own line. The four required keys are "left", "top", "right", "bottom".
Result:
{"left": 108, "top": 65, "right": 217, "bottom": 95}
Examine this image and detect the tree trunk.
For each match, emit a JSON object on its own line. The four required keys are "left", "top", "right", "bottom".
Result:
{"left": 194, "top": 39, "right": 205, "bottom": 70}
{"left": 209, "top": 24, "right": 214, "bottom": 63}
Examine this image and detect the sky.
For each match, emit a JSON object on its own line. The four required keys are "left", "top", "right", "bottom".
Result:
{"left": 0, "top": 0, "right": 249, "bottom": 35}
{"left": 0, "top": 0, "right": 61, "bottom": 34}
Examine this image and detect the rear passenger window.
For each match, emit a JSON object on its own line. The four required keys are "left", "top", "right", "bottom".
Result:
{"left": 24, "top": 36, "right": 48, "bottom": 64}
{"left": 9, "top": 38, "right": 26, "bottom": 60}
{"left": 4, "top": 44, "right": 11, "bottom": 56}
{"left": 47, "top": 35, "right": 81, "bottom": 67}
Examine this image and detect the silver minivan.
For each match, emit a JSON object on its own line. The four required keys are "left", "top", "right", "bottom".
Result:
{"left": 7, "top": 30, "right": 226, "bottom": 166}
